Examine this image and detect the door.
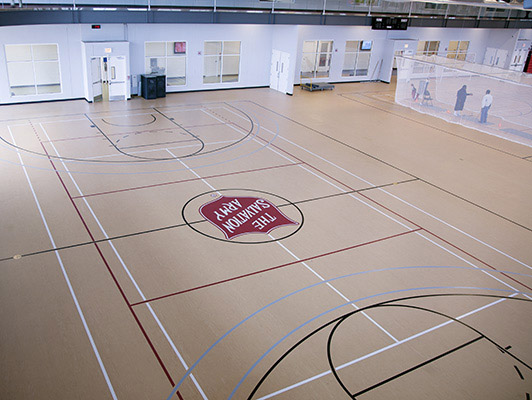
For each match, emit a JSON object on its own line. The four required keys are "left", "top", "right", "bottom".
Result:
{"left": 270, "top": 50, "right": 291, "bottom": 94}
{"left": 90, "top": 57, "right": 103, "bottom": 102}
{"left": 278, "top": 52, "right": 290, "bottom": 94}
{"left": 270, "top": 50, "right": 280, "bottom": 91}
{"left": 495, "top": 49, "right": 508, "bottom": 68}
{"left": 108, "top": 56, "right": 127, "bottom": 101}
{"left": 483, "top": 47, "right": 497, "bottom": 66}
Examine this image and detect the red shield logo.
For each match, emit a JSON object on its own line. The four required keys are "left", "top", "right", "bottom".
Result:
{"left": 199, "top": 195, "right": 299, "bottom": 240}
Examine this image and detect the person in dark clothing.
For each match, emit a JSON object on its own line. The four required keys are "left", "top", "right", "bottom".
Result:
{"left": 454, "top": 85, "right": 472, "bottom": 116}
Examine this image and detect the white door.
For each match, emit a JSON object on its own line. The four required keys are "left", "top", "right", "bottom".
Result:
{"left": 270, "top": 50, "right": 291, "bottom": 94}
{"left": 108, "top": 56, "right": 127, "bottom": 101}
{"left": 270, "top": 50, "right": 281, "bottom": 91}
{"left": 90, "top": 57, "right": 102, "bottom": 101}
{"left": 278, "top": 52, "right": 290, "bottom": 94}
{"left": 495, "top": 49, "right": 508, "bottom": 68}
{"left": 483, "top": 47, "right": 497, "bottom": 66}
{"left": 510, "top": 48, "right": 525, "bottom": 71}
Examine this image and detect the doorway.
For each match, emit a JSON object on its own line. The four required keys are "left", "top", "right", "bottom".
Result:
{"left": 90, "top": 56, "right": 127, "bottom": 102}
{"left": 270, "top": 50, "right": 291, "bottom": 94}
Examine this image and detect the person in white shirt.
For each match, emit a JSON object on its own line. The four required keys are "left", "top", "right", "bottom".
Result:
{"left": 480, "top": 90, "right": 493, "bottom": 123}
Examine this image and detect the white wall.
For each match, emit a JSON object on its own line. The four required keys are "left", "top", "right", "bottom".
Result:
{"left": 0, "top": 23, "right": 531, "bottom": 104}
{"left": 127, "top": 24, "right": 273, "bottom": 93}
{"left": 295, "top": 25, "right": 389, "bottom": 84}
{"left": 0, "top": 24, "right": 84, "bottom": 104}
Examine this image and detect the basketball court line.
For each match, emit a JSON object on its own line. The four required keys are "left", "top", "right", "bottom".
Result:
{"left": 6, "top": 96, "right": 528, "bottom": 400}
{"left": 246, "top": 100, "right": 532, "bottom": 233}
{"left": 154, "top": 117, "right": 531, "bottom": 399}
{"left": 256, "top": 292, "right": 521, "bottom": 400}
{"left": 0, "top": 178, "right": 417, "bottom": 263}
{"left": 66, "top": 140, "right": 234, "bottom": 161}
{"left": 71, "top": 162, "right": 301, "bottom": 199}
{"left": 229, "top": 102, "right": 532, "bottom": 265}
{"left": 166, "top": 265, "right": 530, "bottom": 400}
{"left": 218, "top": 104, "right": 532, "bottom": 295}
{"left": 164, "top": 147, "right": 404, "bottom": 347}
{"left": 200, "top": 104, "right": 532, "bottom": 293}
{"left": 84, "top": 112, "right": 205, "bottom": 162}
{"left": 272, "top": 234, "right": 400, "bottom": 342}
{"left": 0, "top": 100, "right": 228, "bottom": 124}
{"left": 235, "top": 290, "right": 532, "bottom": 399}
{"left": 8, "top": 131, "right": 118, "bottom": 400}
{"left": 38, "top": 124, "right": 207, "bottom": 399}
{"left": 130, "top": 229, "right": 421, "bottom": 306}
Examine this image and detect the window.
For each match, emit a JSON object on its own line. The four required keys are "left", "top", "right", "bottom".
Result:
{"left": 301, "top": 40, "right": 333, "bottom": 79}
{"left": 203, "top": 41, "right": 241, "bottom": 84}
{"left": 5, "top": 44, "right": 61, "bottom": 96}
{"left": 145, "top": 41, "right": 187, "bottom": 87}
{"left": 447, "top": 40, "right": 469, "bottom": 61}
{"left": 342, "top": 40, "right": 372, "bottom": 77}
{"left": 416, "top": 41, "right": 440, "bottom": 57}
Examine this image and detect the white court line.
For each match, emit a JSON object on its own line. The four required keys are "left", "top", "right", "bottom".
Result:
{"left": 4, "top": 106, "right": 224, "bottom": 128}
{"left": 8, "top": 127, "right": 118, "bottom": 400}
{"left": 165, "top": 148, "right": 219, "bottom": 194}
{"left": 204, "top": 106, "right": 527, "bottom": 337}
{"left": 258, "top": 294, "right": 517, "bottom": 400}
{"left": 182, "top": 110, "right": 401, "bottom": 343}
{"left": 223, "top": 105, "right": 532, "bottom": 272}
{"left": 38, "top": 124, "right": 209, "bottom": 400}
{"left": 67, "top": 139, "right": 235, "bottom": 161}
{"left": 219, "top": 105, "right": 532, "bottom": 391}
{"left": 272, "top": 236, "right": 399, "bottom": 343}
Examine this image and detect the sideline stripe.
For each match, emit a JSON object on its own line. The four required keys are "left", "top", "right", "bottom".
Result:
{"left": 37, "top": 125, "right": 183, "bottom": 395}
{"left": 8, "top": 128, "right": 118, "bottom": 400}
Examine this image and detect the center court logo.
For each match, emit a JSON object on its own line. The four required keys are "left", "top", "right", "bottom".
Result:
{"left": 199, "top": 195, "right": 299, "bottom": 240}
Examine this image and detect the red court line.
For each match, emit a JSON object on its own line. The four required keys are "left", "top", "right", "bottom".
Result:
{"left": 357, "top": 191, "right": 532, "bottom": 292}
{"left": 72, "top": 162, "right": 302, "bottom": 199}
{"left": 209, "top": 108, "right": 356, "bottom": 193}
{"left": 38, "top": 140, "right": 180, "bottom": 391}
{"left": 214, "top": 109, "right": 532, "bottom": 293}
{"left": 131, "top": 229, "right": 422, "bottom": 307}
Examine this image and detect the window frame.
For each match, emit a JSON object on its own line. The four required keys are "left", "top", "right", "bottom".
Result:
{"left": 301, "top": 40, "right": 334, "bottom": 80}
{"left": 203, "top": 40, "right": 241, "bottom": 85}
{"left": 5, "top": 43, "right": 63, "bottom": 97}
{"left": 144, "top": 40, "right": 188, "bottom": 88}
{"left": 341, "top": 40, "right": 373, "bottom": 78}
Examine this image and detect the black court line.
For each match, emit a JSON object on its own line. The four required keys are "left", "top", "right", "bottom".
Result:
{"left": 0, "top": 99, "right": 227, "bottom": 123}
{"left": 85, "top": 113, "right": 205, "bottom": 162}
{"left": 247, "top": 100, "right": 532, "bottom": 233}
{"left": 0, "top": 179, "right": 417, "bottom": 263}
{"left": 101, "top": 114, "right": 156, "bottom": 127}
{"left": 352, "top": 336, "right": 483, "bottom": 397}
{"left": 117, "top": 138, "right": 199, "bottom": 150}
{"left": 247, "top": 294, "right": 532, "bottom": 400}
{"left": 515, "top": 365, "right": 525, "bottom": 380}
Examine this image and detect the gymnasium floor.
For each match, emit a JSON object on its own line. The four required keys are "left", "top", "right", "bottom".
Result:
{"left": 1, "top": 81, "right": 531, "bottom": 399}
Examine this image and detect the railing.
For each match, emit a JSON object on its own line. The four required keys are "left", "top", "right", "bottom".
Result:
{"left": 0, "top": 0, "right": 530, "bottom": 20}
